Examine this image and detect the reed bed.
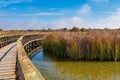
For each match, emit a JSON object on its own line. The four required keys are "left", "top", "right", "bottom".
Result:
{"left": 42, "top": 31, "right": 120, "bottom": 61}
{"left": 0, "top": 30, "right": 50, "bottom": 36}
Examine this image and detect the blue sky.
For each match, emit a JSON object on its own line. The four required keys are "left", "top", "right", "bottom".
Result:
{"left": 0, "top": 0, "right": 120, "bottom": 30}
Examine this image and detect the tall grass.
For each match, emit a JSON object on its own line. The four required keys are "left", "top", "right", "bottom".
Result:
{"left": 42, "top": 34, "right": 66, "bottom": 56}
{"left": 42, "top": 31, "right": 120, "bottom": 61}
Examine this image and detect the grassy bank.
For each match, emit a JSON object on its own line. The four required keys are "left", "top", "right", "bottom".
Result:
{"left": 42, "top": 31, "right": 120, "bottom": 61}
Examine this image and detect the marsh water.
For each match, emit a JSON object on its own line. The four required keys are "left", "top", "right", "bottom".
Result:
{"left": 32, "top": 50, "right": 120, "bottom": 80}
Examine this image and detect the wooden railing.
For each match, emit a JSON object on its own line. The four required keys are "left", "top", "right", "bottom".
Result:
{"left": 22, "top": 34, "right": 44, "bottom": 45}
{"left": 16, "top": 35, "right": 45, "bottom": 80}
{"left": 0, "top": 35, "right": 20, "bottom": 48}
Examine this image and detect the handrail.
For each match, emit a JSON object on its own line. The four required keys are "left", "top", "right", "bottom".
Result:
{"left": 17, "top": 36, "right": 45, "bottom": 80}
{"left": 0, "top": 35, "right": 20, "bottom": 48}
{"left": 22, "top": 34, "right": 44, "bottom": 45}
{"left": 0, "top": 34, "right": 21, "bottom": 38}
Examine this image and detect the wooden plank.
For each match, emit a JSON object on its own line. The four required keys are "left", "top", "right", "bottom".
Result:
{"left": 0, "top": 42, "right": 17, "bottom": 80}
{"left": 0, "top": 69, "right": 15, "bottom": 74}
{"left": 1, "top": 59, "right": 16, "bottom": 61}
{"left": 0, "top": 66, "right": 15, "bottom": 70}
{"left": 0, "top": 64, "right": 15, "bottom": 67}
{"left": 0, "top": 74, "right": 16, "bottom": 79}
{"left": 0, "top": 61, "right": 16, "bottom": 64}
{"left": 0, "top": 68, "right": 15, "bottom": 72}
{"left": 0, "top": 71, "right": 15, "bottom": 76}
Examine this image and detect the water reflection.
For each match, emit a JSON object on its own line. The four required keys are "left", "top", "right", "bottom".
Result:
{"left": 32, "top": 50, "right": 120, "bottom": 80}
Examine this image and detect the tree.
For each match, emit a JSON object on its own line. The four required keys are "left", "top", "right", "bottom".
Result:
{"left": 48, "top": 28, "right": 51, "bottom": 31}
{"left": 71, "top": 26, "right": 80, "bottom": 31}
{"left": 0, "top": 29, "right": 3, "bottom": 31}
{"left": 62, "top": 28, "right": 67, "bottom": 31}
{"left": 80, "top": 28, "right": 86, "bottom": 32}
{"left": 27, "top": 29, "right": 33, "bottom": 32}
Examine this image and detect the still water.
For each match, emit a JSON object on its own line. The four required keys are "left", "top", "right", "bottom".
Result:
{"left": 32, "top": 50, "right": 120, "bottom": 80}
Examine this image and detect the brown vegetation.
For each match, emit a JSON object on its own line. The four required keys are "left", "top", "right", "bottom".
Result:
{"left": 42, "top": 30, "right": 120, "bottom": 61}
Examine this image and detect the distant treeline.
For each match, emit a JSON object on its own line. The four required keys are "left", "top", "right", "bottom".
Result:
{"left": 25, "top": 27, "right": 120, "bottom": 32}
{"left": 1, "top": 26, "right": 120, "bottom": 32}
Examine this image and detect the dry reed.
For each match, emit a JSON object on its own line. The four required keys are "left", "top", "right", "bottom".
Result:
{"left": 42, "top": 31, "right": 120, "bottom": 61}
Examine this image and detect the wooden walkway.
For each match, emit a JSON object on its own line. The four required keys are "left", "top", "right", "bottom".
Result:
{"left": 0, "top": 42, "right": 17, "bottom": 80}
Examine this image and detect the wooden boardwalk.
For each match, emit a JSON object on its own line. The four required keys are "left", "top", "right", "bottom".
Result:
{"left": 0, "top": 42, "right": 17, "bottom": 80}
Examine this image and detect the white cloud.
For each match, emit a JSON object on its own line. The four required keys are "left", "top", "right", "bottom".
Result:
{"left": 50, "top": 16, "right": 84, "bottom": 29}
{"left": 0, "top": 18, "right": 46, "bottom": 30}
{"left": 76, "top": 4, "right": 91, "bottom": 15}
{"left": 93, "top": 7, "right": 120, "bottom": 29}
{"left": 1, "top": 4, "right": 120, "bottom": 30}
{"left": 0, "top": 4, "right": 90, "bottom": 30}
{"left": 35, "top": 12, "right": 63, "bottom": 16}
{"left": 21, "top": 12, "right": 63, "bottom": 16}
{"left": 51, "top": 7, "right": 120, "bottom": 29}
{"left": 91, "top": 0, "right": 108, "bottom": 3}
{"left": 0, "top": 0, "right": 32, "bottom": 6}
{"left": 0, "top": 12, "right": 63, "bottom": 16}
{"left": 0, "top": 16, "right": 84, "bottom": 30}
